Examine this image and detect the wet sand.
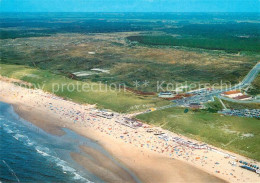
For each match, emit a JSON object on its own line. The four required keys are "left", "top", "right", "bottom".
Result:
{"left": 2, "top": 78, "right": 258, "bottom": 183}
{"left": 12, "top": 102, "right": 225, "bottom": 183}
{"left": 71, "top": 146, "right": 137, "bottom": 183}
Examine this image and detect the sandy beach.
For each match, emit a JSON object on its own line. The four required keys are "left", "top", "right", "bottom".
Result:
{"left": 0, "top": 77, "right": 259, "bottom": 183}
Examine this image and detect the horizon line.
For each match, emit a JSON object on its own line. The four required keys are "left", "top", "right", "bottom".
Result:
{"left": 0, "top": 11, "right": 259, "bottom": 13}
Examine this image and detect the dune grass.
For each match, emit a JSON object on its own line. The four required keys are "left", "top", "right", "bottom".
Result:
{"left": 222, "top": 100, "right": 260, "bottom": 110}
{"left": 136, "top": 107, "right": 260, "bottom": 160}
{"left": 248, "top": 75, "right": 260, "bottom": 96}
{"left": 0, "top": 64, "right": 169, "bottom": 113}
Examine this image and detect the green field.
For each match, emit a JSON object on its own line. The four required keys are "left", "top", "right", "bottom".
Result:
{"left": 0, "top": 64, "right": 169, "bottom": 113}
{"left": 136, "top": 107, "right": 260, "bottom": 160}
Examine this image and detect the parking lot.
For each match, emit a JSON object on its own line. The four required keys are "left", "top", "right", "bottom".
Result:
{"left": 219, "top": 109, "right": 260, "bottom": 118}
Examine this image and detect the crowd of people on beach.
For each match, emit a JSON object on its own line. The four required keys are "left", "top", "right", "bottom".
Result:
{"left": 1, "top": 80, "right": 259, "bottom": 183}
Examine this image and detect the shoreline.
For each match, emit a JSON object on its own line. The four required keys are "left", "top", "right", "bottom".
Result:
{"left": 9, "top": 101, "right": 224, "bottom": 183}
{"left": 1, "top": 79, "right": 259, "bottom": 183}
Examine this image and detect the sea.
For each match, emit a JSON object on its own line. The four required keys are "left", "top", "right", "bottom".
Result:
{"left": 0, "top": 102, "right": 139, "bottom": 183}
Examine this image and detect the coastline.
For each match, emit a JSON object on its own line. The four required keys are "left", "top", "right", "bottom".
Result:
{"left": 1, "top": 78, "right": 259, "bottom": 183}
{"left": 6, "top": 99, "right": 224, "bottom": 183}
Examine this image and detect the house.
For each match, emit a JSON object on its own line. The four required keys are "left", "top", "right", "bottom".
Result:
{"left": 221, "top": 90, "right": 243, "bottom": 98}
{"left": 97, "top": 111, "right": 114, "bottom": 119}
{"left": 158, "top": 92, "right": 174, "bottom": 98}
{"left": 233, "top": 95, "right": 252, "bottom": 101}
{"left": 189, "top": 102, "right": 202, "bottom": 109}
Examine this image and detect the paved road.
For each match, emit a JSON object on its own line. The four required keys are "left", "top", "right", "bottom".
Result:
{"left": 219, "top": 98, "right": 227, "bottom": 109}
{"left": 219, "top": 96, "right": 260, "bottom": 104}
{"left": 229, "top": 62, "right": 260, "bottom": 91}
{"left": 148, "top": 62, "right": 260, "bottom": 113}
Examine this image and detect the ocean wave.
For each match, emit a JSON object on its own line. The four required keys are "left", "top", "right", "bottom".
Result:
{"left": 2, "top": 120, "right": 19, "bottom": 134}
{"left": 4, "top": 127, "right": 14, "bottom": 134}
{"left": 55, "top": 158, "right": 92, "bottom": 182}
{"left": 35, "top": 146, "right": 92, "bottom": 182}
{"left": 10, "top": 131, "right": 36, "bottom": 147}
{"left": 11, "top": 131, "right": 90, "bottom": 182}
{"left": 13, "top": 134, "right": 27, "bottom": 140}
{"left": 73, "top": 172, "right": 92, "bottom": 182}
{"left": 2, "top": 121, "right": 15, "bottom": 134}
{"left": 5, "top": 126, "right": 90, "bottom": 182}
{"left": 35, "top": 147, "right": 51, "bottom": 157}
{"left": 1, "top": 112, "right": 92, "bottom": 183}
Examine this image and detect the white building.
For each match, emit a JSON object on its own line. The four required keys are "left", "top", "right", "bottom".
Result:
{"left": 221, "top": 90, "right": 243, "bottom": 98}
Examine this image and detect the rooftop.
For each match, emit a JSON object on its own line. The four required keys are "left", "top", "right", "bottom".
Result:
{"left": 223, "top": 90, "right": 241, "bottom": 95}
{"left": 233, "top": 95, "right": 252, "bottom": 100}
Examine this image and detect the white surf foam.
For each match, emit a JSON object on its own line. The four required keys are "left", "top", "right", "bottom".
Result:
{"left": 1, "top": 116, "right": 92, "bottom": 183}
{"left": 4, "top": 127, "right": 14, "bottom": 134}
{"left": 35, "top": 146, "right": 92, "bottom": 182}
{"left": 13, "top": 134, "right": 26, "bottom": 140}
{"left": 35, "top": 147, "right": 50, "bottom": 157}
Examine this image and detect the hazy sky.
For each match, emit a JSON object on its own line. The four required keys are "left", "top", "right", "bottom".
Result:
{"left": 1, "top": 0, "right": 259, "bottom": 12}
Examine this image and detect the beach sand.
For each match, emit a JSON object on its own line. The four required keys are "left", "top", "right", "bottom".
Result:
{"left": 0, "top": 78, "right": 259, "bottom": 183}
{"left": 71, "top": 146, "right": 137, "bottom": 183}
{"left": 12, "top": 100, "right": 224, "bottom": 183}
